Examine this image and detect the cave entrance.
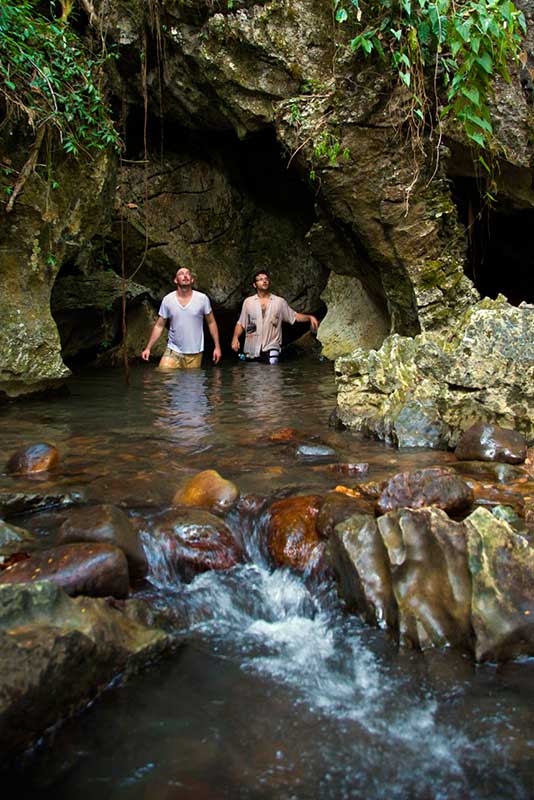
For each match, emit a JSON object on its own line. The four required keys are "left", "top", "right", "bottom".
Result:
{"left": 451, "top": 176, "right": 534, "bottom": 305}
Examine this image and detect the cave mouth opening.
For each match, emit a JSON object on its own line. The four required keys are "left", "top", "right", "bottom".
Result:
{"left": 451, "top": 176, "right": 534, "bottom": 306}
{"left": 52, "top": 117, "right": 327, "bottom": 369}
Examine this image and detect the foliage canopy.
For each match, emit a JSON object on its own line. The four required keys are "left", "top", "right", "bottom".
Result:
{"left": 334, "top": 0, "right": 527, "bottom": 150}
{"left": 0, "top": 0, "right": 120, "bottom": 157}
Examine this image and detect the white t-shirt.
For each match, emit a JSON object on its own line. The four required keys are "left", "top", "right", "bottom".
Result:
{"left": 158, "top": 290, "right": 211, "bottom": 354}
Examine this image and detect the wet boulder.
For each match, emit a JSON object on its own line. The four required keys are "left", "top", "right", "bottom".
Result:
{"left": 6, "top": 443, "right": 60, "bottom": 475}
{"left": 377, "top": 467, "right": 473, "bottom": 515}
{"left": 455, "top": 423, "right": 527, "bottom": 465}
{"left": 328, "top": 512, "right": 396, "bottom": 629}
{"left": 57, "top": 504, "right": 147, "bottom": 581}
{"left": 267, "top": 495, "right": 323, "bottom": 571}
{"left": 173, "top": 470, "right": 239, "bottom": 513}
{"left": 0, "top": 543, "right": 129, "bottom": 599}
{"left": 317, "top": 491, "right": 376, "bottom": 539}
{"left": 0, "top": 581, "right": 170, "bottom": 765}
{"left": 148, "top": 508, "right": 242, "bottom": 580}
{"left": 466, "top": 507, "right": 534, "bottom": 662}
{"left": 377, "top": 508, "right": 473, "bottom": 651}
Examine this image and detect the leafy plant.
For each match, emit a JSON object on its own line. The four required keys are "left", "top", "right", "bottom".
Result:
{"left": 0, "top": 0, "right": 120, "bottom": 157}
{"left": 334, "top": 0, "right": 526, "bottom": 151}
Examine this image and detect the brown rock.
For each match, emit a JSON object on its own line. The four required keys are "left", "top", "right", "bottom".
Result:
{"left": 268, "top": 427, "right": 299, "bottom": 442}
{"left": 317, "top": 491, "right": 375, "bottom": 539}
{"left": 57, "top": 504, "right": 147, "bottom": 581}
{"left": 6, "top": 443, "right": 60, "bottom": 475}
{"left": 173, "top": 470, "right": 239, "bottom": 512}
{"left": 267, "top": 495, "right": 323, "bottom": 571}
{"left": 148, "top": 508, "right": 242, "bottom": 580}
{"left": 377, "top": 467, "right": 473, "bottom": 515}
{"left": 455, "top": 423, "right": 527, "bottom": 464}
{"left": 0, "top": 543, "right": 129, "bottom": 599}
{"left": 328, "top": 512, "right": 396, "bottom": 629}
{"left": 378, "top": 508, "right": 473, "bottom": 650}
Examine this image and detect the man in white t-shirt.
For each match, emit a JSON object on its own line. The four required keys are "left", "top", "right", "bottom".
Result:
{"left": 141, "top": 267, "right": 221, "bottom": 368}
{"left": 231, "top": 271, "right": 318, "bottom": 364}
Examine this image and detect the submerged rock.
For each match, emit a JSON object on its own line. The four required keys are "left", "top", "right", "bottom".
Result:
{"left": 0, "top": 581, "right": 170, "bottom": 766}
{"left": 0, "top": 543, "right": 129, "bottom": 599}
{"left": 267, "top": 495, "right": 323, "bottom": 571}
{"left": 295, "top": 443, "right": 337, "bottom": 463}
{"left": 455, "top": 423, "right": 528, "bottom": 465}
{"left": 376, "top": 467, "right": 473, "bottom": 516}
{"left": 6, "top": 443, "right": 60, "bottom": 475}
{"left": 173, "top": 469, "right": 239, "bottom": 513}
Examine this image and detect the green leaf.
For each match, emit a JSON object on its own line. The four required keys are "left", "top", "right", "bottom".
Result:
{"left": 336, "top": 8, "right": 348, "bottom": 22}
{"left": 476, "top": 51, "right": 493, "bottom": 74}
{"left": 466, "top": 129, "right": 486, "bottom": 147}
{"left": 461, "top": 85, "right": 480, "bottom": 106}
{"left": 465, "top": 109, "right": 493, "bottom": 133}
{"left": 400, "top": 70, "right": 411, "bottom": 87}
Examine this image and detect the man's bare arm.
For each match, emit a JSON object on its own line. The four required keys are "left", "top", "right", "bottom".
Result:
{"left": 295, "top": 312, "right": 319, "bottom": 331}
{"left": 141, "top": 316, "right": 166, "bottom": 360}
{"left": 205, "top": 311, "right": 222, "bottom": 364}
{"left": 231, "top": 322, "right": 245, "bottom": 352}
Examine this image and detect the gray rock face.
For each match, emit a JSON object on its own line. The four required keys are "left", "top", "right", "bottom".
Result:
{"left": 113, "top": 148, "right": 327, "bottom": 318}
{"left": 0, "top": 144, "right": 116, "bottom": 398}
{"left": 336, "top": 297, "right": 534, "bottom": 447}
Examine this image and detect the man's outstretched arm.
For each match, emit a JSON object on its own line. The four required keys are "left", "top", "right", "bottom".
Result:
{"left": 294, "top": 312, "right": 319, "bottom": 331}
{"left": 205, "top": 311, "right": 222, "bottom": 363}
{"left": 141, "top": 316, "right": 166, "bottom": 360}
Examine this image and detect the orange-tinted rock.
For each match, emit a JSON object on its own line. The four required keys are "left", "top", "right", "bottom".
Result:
{"left": 455, "top": 423, "right": 527, "bottom": 464}
{"left": 268, "top": 427, "right": 299, "bottom": 442}
{"left": 322, "top": 462, "right": 369, "bottom": 476}
{"left": 377, "top": 467, "right": 473, "bottom": 515}
{"left": 317, "top": 491, "right": 375, "bottom": 539}
{"left": 173, "top": 470, "right": 239, "bottom": 512}
{"left": 0, "top": 543, "right": 129, "bottom": 598}
{"left": 148, "top": 508, "right": 242, "bottom": 580}
{"left": 57, "top": 504, "right": 147, "bottom": 581}
{"left": 6, "top": 443, "right": 60, "bottom": 475}
{"left": 267, "top": 495, "right": 323, "bottom": 571}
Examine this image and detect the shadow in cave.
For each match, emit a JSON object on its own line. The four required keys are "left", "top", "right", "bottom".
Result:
{"left": 451, "top": 176, "right": 533, "bottom": 306}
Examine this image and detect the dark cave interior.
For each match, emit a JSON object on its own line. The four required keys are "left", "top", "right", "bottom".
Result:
{"left": 451, "top": 176, "right": 533, "bottom": 306}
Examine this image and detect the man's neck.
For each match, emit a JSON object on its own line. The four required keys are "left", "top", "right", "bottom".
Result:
{"left": 176, "top": 286, "right": 193, "bottom": 300}
{"left": 256, "top": 289, "right": 271, "bottom": 300}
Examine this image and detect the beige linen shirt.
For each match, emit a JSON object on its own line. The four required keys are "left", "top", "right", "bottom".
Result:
{"left": 238, "top": 294, "right": 297, "bottom": 357}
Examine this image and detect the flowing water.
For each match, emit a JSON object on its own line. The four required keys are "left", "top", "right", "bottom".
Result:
{"left": 1, "top": 361, "right": 533, "bottom": 799}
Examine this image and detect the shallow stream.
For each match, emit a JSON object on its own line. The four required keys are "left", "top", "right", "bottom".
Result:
{"left": 2, "top": 361, "right": 533, "bottom": 799}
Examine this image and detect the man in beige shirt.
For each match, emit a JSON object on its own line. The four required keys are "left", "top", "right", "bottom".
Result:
{"left": 231, "top": 271, "right": 318, "bottom": 364}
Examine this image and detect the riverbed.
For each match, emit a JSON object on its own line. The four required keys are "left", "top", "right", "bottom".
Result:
{"left": 2, "top": 360, "right": 533, "bottom": 799}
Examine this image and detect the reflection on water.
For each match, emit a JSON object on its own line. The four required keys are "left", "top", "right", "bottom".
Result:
{"left": 1, "top": 361, "right": 533, "bottom": 800}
